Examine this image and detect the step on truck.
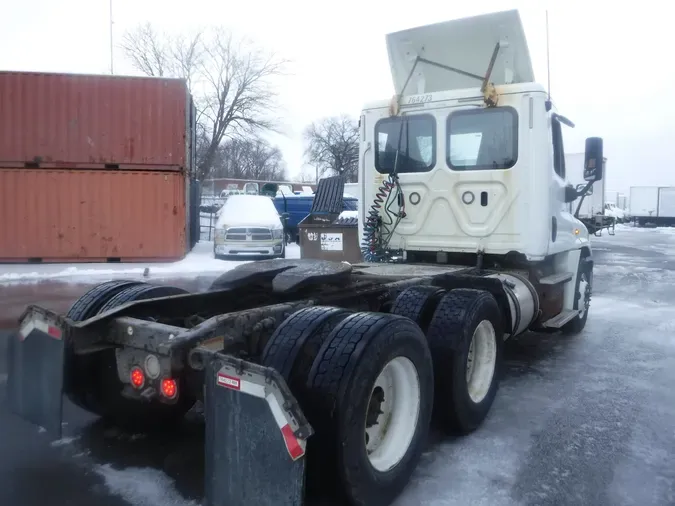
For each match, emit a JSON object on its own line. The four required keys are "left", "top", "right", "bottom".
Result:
{"left": 7, "top": 9, "right": 603, "bottom": 506}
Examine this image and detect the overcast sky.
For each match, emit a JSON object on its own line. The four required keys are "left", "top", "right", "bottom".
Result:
{"left": 1, "top": 1, "right": 670, "bottom": 194}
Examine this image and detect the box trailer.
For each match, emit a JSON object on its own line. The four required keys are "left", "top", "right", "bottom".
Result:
{"left": 0, "top": 169, "right": 187, "bottom": 262}
{"left": 630, "top": 186, "right": 659, "bottom": 226}
{"left": 657, "top": 187, "right": 675, "bottom": 220}
{"left": 0, "top": 71, "right": 195, "bottom": 170}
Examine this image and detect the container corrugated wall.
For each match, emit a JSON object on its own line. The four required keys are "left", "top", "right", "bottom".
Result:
{"left": 0, "top": 71, "right": 188, "bottom": 169}
{"left": 0, "top": 169, "right": 186, "bottom": 262}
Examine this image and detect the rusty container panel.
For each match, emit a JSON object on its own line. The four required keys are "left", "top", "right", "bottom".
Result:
{"left": 0, "top": 169, "right": 187, "bottom": 262}
{"left": 0, "top": 71, "right": 190, "bottom": 169}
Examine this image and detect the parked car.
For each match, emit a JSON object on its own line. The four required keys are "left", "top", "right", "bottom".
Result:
{"left": 213, "top": 194, "right": 285, "bottom": 260}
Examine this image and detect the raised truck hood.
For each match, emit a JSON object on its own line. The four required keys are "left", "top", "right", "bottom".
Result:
{"left": 386, "top": 9, "right": 535, "bottom": 95}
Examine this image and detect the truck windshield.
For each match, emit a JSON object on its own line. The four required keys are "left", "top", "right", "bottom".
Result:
{"left": 375, "top": 114, "right": 435, "bottom": 174}
{"left": 447, "top": 107, "right": 518, "bottom": 171}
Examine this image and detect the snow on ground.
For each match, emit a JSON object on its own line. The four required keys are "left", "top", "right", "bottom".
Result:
{"left": 1, "top": 222, "right": 670, "bottom": 284}
{"left": 0, "top": 242, "right": 300, "bottom": 283}
{"left": 94, "top": 464, "right": 198, "bottom": 506}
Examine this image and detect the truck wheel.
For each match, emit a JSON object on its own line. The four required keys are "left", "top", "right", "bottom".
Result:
{"left": 389, "top": 285, "right": 446, "bottom": 332}
{"left": 97, "top": 283, "right": 189, "bottom": 314}
{"left": 261, "top": 306, "right": 353, "bottom": 399}
{"left": 562, "top": 252, "right": 593, "bottom": 335}
{"left": 426, "top": 289, "right": 503, "bottom": 435}
{"left": 67, "top": 284, "right": 192, "bottom": 429}
{"left": 66, "top": 280, "right": 144, "bottom": 321}
{"left": 306, "top": 312, "right": 434, "bottom": 506}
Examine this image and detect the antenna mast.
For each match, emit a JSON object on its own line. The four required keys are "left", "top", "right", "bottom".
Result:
{"left": 109, "top": 0, "right": 114, "bottom": 74}
{"left": 545, "top": 9, "right": 551, "bottom": 102}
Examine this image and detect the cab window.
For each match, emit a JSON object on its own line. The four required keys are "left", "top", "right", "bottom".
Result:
{"left": 447, "top": 107, "right": 518, "bottom": 171}
{"left": 375, "top": 114, "right": 436, "bottom": 174}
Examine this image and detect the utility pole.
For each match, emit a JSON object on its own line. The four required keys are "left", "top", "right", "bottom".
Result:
{"left": 109, "top": 0, "right": 114, "bottom": 74}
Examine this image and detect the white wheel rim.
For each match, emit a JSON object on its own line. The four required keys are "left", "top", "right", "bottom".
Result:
{"left": 365, "top": 356, "right": 421, "bottom": 473}
{"left": 465, "top": 320, "right": 497, "bottom": 404}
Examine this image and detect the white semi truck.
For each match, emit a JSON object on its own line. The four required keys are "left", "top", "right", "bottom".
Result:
{"left": 8, "top": 10, "right": 603, "bottom": 506}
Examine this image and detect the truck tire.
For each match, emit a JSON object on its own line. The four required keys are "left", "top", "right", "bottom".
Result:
{"left": 389, "top": 285, "right": 446, "bottom": 332}
{"left": 66, "top": 280, "right": 144, "bottom": 321}
{"left": 426, "top": 289, "right": 503, "bottom": 435}
{"left": 261, "top": 306, "right": 353, "bottom": 400}
{"left": 97, "top": 283, "right": 189, "bottom": 314}
{"left": 562, "top": 252, "right": 593, "bottom": 335}
{"left": 306, "top": 312, "right": 434, "bottom": 506}
{"left": 67, "top": 284, "right": 192, "bottom": 429}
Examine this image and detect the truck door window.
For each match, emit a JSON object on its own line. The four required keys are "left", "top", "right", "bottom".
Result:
{"left": 374, "top": 114, "right": 436, "bottom": 174}
{"left": 447, "top": 107, "right": 518, "bottom": 171}
{"left": 551, "top": 116, "right": 566, "bottom": 178}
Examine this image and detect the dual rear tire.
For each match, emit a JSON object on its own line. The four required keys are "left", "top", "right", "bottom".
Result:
{"left": 261, "top": 286, "right": 503, "bottom": 505}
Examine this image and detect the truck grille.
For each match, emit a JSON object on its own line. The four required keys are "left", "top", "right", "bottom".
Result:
{"left": 225, "top": 227, "right": 273, "bottom": 241}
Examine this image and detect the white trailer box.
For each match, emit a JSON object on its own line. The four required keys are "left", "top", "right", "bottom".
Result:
{"left": 617, "top": 193, "right": 628, "bottom": 210}
{"left": 657, "top": 187, "right": 675, "bottom": 218}
{"left": 629, "top": 186, "right": 658, "bottom": 218}
{"left": 565, "top": 152, "right": 605, "bottom": 217}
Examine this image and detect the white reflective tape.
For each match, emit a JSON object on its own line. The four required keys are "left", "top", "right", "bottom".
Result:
{"left": 33, "top": 319, "right": 49, "bottom": 334}
{"left": 265, "top": 393, "right": 287, "bottom": 430}
{"left": 240, "top": 379, "right": 265, "bottom": 398}
{"left": 19, "top": 321, "right": 35, "bottom": 341}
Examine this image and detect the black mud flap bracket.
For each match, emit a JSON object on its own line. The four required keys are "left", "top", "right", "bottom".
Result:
{"left": 7, "top": 307, "right": 66, "bottom": 439}
{"left": 204, "top": 353, "right": 313, "bottom": 506}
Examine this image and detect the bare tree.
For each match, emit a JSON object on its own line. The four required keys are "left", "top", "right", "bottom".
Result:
{"left": 211, "top": 137, "right": 287, "bottom": 181}
{"left": 120, "top": 24, "right": 287, "bottom": 181}
{"left": 298, "top": 166, "right": 317, "bottom": 183}
{"left": 304, "top": 115, "right": 359, "bottom": 183}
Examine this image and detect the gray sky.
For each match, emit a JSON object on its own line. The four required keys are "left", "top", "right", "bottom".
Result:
{"left": 1, "top": 1, "right": 670, "bottom": 194}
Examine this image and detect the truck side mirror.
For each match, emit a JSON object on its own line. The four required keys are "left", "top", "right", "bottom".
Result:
{"left": 584, "top": 137, "right": 604, "bottom": 182}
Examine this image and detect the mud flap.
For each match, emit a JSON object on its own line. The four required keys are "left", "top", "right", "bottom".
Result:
{"left": 204, "top": 353, "right": 313, "bottom": 506}
{"left": 7, "top": 308, "right": 65, "bottom": 438}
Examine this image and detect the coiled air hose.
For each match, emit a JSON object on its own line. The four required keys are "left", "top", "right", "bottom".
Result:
{"left": 360, "top": 172, "right": 405, "bottom": 262}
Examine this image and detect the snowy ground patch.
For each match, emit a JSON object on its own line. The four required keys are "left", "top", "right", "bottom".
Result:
{"left": 0, "top": 241, "right": 300, "bottom": 283}
{"left": 94, "top": 464, "right": 198, "bottom": 506}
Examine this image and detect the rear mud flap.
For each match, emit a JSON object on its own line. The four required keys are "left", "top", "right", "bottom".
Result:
{"left": 204, "top": 353, "right": 313, "bottom": 506}
{"left": 7, "top": 310, "right": 65, "bottom": 438}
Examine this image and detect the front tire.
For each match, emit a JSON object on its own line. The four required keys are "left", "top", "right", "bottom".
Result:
{"left": 562, "top": 252, "right": 593, "bottom": 335}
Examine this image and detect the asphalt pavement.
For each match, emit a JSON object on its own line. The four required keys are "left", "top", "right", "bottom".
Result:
{"left": 2, "top": 225, "right": 675, "bottom": 506}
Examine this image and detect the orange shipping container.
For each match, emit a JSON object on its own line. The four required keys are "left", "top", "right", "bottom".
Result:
{"left": 0, "top": 169, "right": 187, "bottom": 262}
{"left": 0, "top": 71, "right": 194, "bottom": 169}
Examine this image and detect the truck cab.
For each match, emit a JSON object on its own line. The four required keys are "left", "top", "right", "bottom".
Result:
{"left": 357, "top": 9, "right": 603, "bottom": 331}
{"left": 358, "top": 10, "right": 601, "bottom": 261}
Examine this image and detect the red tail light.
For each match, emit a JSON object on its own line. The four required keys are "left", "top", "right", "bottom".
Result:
{"left": 160, "top": 378, "right": 178, "bottom": 399}
{"left": 130, "top": 367, "right": 145, "bottom": 389}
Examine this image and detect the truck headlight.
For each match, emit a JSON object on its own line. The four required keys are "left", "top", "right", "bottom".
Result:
{"left": 215, "top": 228, "right": 226, "bottom": 240}
{"left": 271, "top": 228, "right": 283, "bottom": 239}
